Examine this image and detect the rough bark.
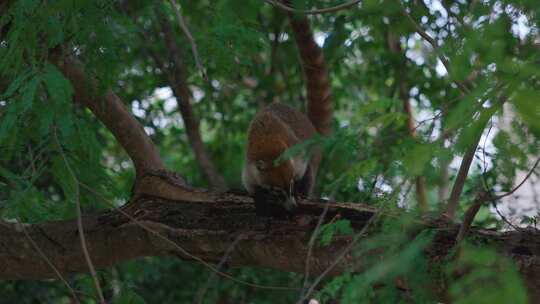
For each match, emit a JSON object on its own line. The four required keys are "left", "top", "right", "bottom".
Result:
{"left": 55, "top": 56, "right": 166, "bottom": 178}
{"left": 2, "top": 177, "right": 540, "bottom": 301}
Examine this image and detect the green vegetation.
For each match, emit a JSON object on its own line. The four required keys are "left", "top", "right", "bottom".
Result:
{"left": 0, "top": 0, "right": 539, "bottom": 303}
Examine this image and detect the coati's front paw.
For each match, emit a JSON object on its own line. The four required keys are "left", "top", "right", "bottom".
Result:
{"left": 252, "top": 186, "right": 297, "bottom": 216}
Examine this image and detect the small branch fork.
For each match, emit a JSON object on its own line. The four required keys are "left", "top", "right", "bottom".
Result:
{"left": 488, "top": 157, "right": 540, "bottom": 202}
{"left": 456, "top": 157, "right": 540, "bottom": 242}
{"left": 397, "top": 1, "right": 507, "bottom": 220}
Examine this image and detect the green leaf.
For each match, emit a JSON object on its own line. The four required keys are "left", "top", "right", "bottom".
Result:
{"left": 18, "top": 75, "right": 40, "bottom": 113}
{"left": 513, "top": 89, "right": 540, "bottom": 136}
{"left": 455, "top": 104, "right": 499, "bottom": 153}
{"left": 1, "top": 69, "right": 33, "bottom": 98}
{"left": 0, "top": 105, "right": 19, "bottom": 142}
{"left": 46, "top": 16, "right": 64, "bottom": 47}
{"left": 319, "top": 219, "right": 353, "bottom": 246}
{"left": 42, "top": 63, "right": 73, "bottom": 105}
{"left": 403, "top": 142, "right": 434, "bottom": 176}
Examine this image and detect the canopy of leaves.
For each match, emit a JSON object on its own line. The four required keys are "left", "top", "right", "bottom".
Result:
{"left": 0, "top": 0, "right": 539, "bottom": 303}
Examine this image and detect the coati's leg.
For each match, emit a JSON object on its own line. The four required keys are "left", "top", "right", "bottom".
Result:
{"left": 293, "top": 164, "right": 314, "bottom": 198}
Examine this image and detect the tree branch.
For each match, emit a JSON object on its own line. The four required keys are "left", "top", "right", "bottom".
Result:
{"left": 155, "top": 17, "right": 228, "bottom": 191}
{"left": 2, "top": 179, "right": 540, "bottom": 300}
{"left": 487, "top": 157, "right": 540, "bottom": 202}
{"left": 168, "top": 0, "right": 207, "bottom": 80}
{"left": 54, "top": 56, "right": 166, "bottom": 178}
{"left": 386, "top": 30, "right": 428, "bottom": 212}
{"left": 445, "top": 137, "right": 481, "bottom": 219}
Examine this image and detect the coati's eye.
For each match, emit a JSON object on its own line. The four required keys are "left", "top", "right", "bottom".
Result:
{"left": 255, "top": 160, "right": 267, "bottom": 171}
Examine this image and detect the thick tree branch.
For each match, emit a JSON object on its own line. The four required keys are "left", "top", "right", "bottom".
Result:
{"left": 55, "top": 56, "right": 166, "bottom": 178}
{"left": 0, "top": 189, "right": 372, "bottom": 280}
{"left": 2, "top": 180, "right": 540, "bottom": 300}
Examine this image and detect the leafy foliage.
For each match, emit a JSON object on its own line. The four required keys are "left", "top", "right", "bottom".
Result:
{"left": 1, "top": 0, "right": 539, "bottom": 302}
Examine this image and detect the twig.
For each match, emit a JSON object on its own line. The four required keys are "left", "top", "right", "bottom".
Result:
{"left": 297, "top": 179, "right": 409, "bottom": 303}
{"left": 19, "top": 221, "right": 81, "bottom": 303}
{"left": 479, "top": 152, "right": 540, "bottom": 204}
{"left": 297, "top": 207, "right": 382, "bottom": 304}
{"left": 488, "top": 157, "right": 540, "bottom": 201}
{"left": 53, "top": 128, "right": 106, "bottom": 304}
{"left": 195, "top": 234, "right": 244, "bottom": 304}
{"left": 411, "top": 111, "right": 444, "bottom": 133}
{"left": 481, "top": 120, "right": 494, "bottom": 179}
{"left": 492, "top": 201, "right": 520, "bottom": 231}
{"left": 168, "top": 0, "right": 207, "bottom": 81}
{"left": 263, "top": 0, "right": 362, "bottom": 15}
{"left": 401, "top": 181, "right": 415, "bottom": 204}
{"left": 398, "top": 2, "right": 470, "bottom": 94}
{"left": 78, "top": 182, "right": 296, "bottom": 291}
{"left": 299, "top": 202, "right": 330, "bottom": 300}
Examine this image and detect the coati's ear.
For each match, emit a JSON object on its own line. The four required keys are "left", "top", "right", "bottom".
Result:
{"left": 255, "top": 160, "right": 268, "bottom": 171}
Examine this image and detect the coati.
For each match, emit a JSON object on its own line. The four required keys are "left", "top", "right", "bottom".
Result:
{"left": 242, "top": 13, "right": 332, "bottom": 213}
{"left": 242, "top": 13, "right": 331, "bottom": 213}
{"left": 242, "top": 103, "right": 318, "bottom": 211}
